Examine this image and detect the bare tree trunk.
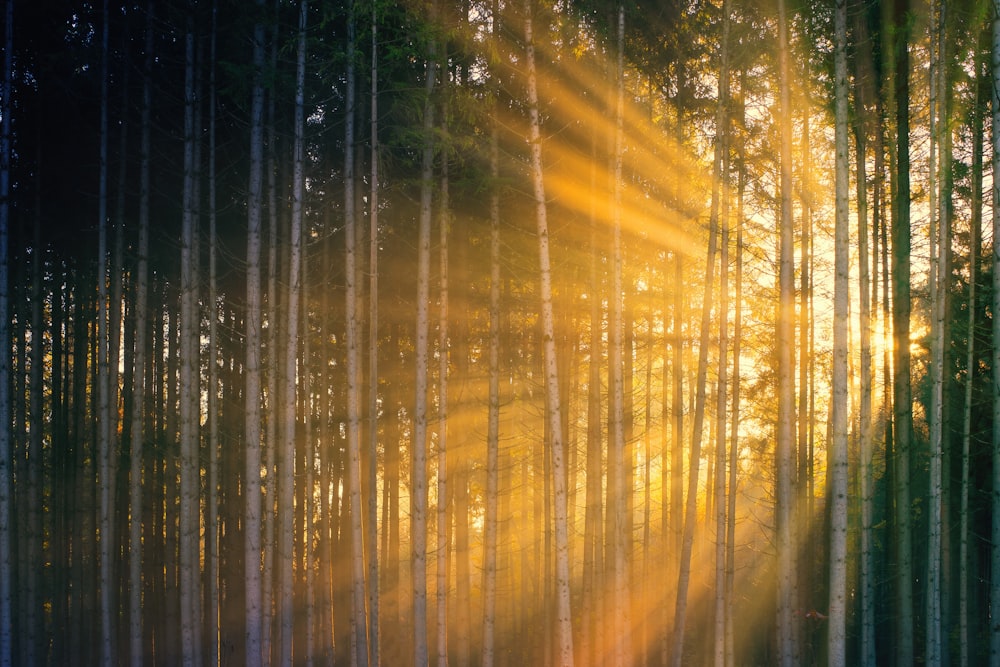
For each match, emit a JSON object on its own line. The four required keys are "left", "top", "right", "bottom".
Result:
{"left": 851, "top": 0, "right": 876, "bottom": 661}
{"left": 713, "top": 6, "right": 731, "bottom": 666}
{"left": 413, "top": 8, "right": 437, "bottom": 664}
{"left": 481, "top": 35, "right": 502, "bottom": 662}
{"left": 205, "top": 3, "right": 221, "bottom": 664}
{"left": 671, "top": 3, "right": 725, "bottom": 661}
{"left": 244, "top": 5, "right": 267, "bottom": 664}
{"left": 776, "top": 0, "right": 799, "bottom": 663}
{"left": 523, "top": 2, "right": 574, "bottom": 663}
{"left": 989, "top": 0, "right": 1000, "bottom": 661}
{"left": 96, "top": 2, "right": 116, "bottom": 662}
{"left": 962, "top": 29, "right": 986, "bottom": 667}
{"left": 367, "top": 2, "right": 382, "bottom": 662}
{"left": 609, "top": 4, "right": 629, "bottom": 666}
{"left": 179, "top": 12, "right": 203, "bottom": 665}
{"left": 0, "top": 19, "right": 11, "bottom": 667}
{"left": 344, "top": 2, "right": 370, "bottom": 664}
{"left": 436, "top": 88, "right": 451, "bottom": 667}
{"left": 828, "top": 0, "right": 850, "bottom": 663}
{"left": 129, "top": 4, "right": 154, "bottom": 663}
{"left": 277, "top": 5, "right": 307, "bottom": 666}
{"left": 0, "top": 0, "right": 12, "bottom": 664}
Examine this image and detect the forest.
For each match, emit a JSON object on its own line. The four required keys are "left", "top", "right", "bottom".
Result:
{"left": 0, "top": 0, "right": 998, "bottom": 664}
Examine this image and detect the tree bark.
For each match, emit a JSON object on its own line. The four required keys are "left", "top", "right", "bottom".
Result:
{"left": 523, "top": 2, "right": 574, "bottom": 663}
{"left": 244, "top": 6, "right": 267, "bottom": 664}
{"left": 828, "top": 0, "right": 850, "bottom": 663}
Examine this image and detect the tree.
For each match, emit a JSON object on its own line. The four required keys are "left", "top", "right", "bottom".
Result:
{"left": 0, "top": 1, "right": 11, "bottom": 663}
{"left": 244, "top": 5, "right": 268, "bottom": 664}
{"left": 827, "top": 0, "right": 850, "bottom": 663}
{"left": 412, "top": 5, "right": 438, "bottom": 663}
{"left": 523, "top": 1, "right": 574, "bottom": 663}
{"left": 775, "top": 0, "right": 799, "bottom": 663}
{"left": 990, "top": 0, "right": 1000, "bottom": 661}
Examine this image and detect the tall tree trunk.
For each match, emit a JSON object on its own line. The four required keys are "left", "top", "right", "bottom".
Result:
{"left": 927, "top": 4, "right": 950, "bottom": 662}
{"left": 713, "top": 6, "right": 731, "bottom": 665}
{"left": 962, "top": 26, "right": 986, "bottom": 667}
{"left": 828, "top": 0, "right": 850, "bottom": 663}
{"left": 367, "top": 2, "right": 381, "bottom": 662}
{"left": 244, "top": 6, "right": 267, "bottom": 664}
{"left": 725, "top": 82, "right": 746, "bottom": 667}
{"left": 889, "top": 0, "right": 914, "bottom": 658}
{"left": 179, "top": 12, "right": 203, "bottom": 666}
{"left": 0, "top": 1, "right": 11, "bottom": 662}
{"left": 989, "top": 0, "right": 1000, "bottom": 661}
{"left": 129, "top": 4, "right": 154, "bottom": 662}
{"left": 96, "top": 2, "right": 116, "bottom": 662}
{"left": 205, "top": 3, "right": 221, "bottom": 663}
{"left": 344, "top": 2, "right": 370, "bottom": 664}
{"left": 610, "top": 4, "right": 629, "bottom": 666}
{"left": 481, "top": 32, "right": 502, "bottom": 663}
{"left": 852, "top": 0, "right": 876, "bottom": 661}
{"left": 277, "top": 5, "right": 307, "bottom": 665}
{"left": 523, "top": 2, "right": 574, "bottom": 663}
{"left": 671, "top": 4, "right": 725, "bottom": 662}
{"left": 436, "top": 86, "right": 451, "bottom": 667}
{"left": 776, "top": 0, "right": 799, "bottom": 663}
{"left": 413, "top": 7, "right": 437, "bottom": 664}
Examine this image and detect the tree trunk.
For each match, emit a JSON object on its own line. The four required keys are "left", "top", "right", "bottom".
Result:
{"left": 610, "top": 4, "right": 629, "bottom": 666}
{"left": 0, "top": 0, "right": 11, "bottom": 662}
{"left": 828, "top": 1, "right": 850, "bottom": 663}
{"left": 671, "top": 3, "right": 725, "bottom": 661}
{"left": 776, "top": 0, "right": 799, "bottom": 663}
{"left": 713, "top": 6, "right": 731, "bottom": 665}
{"left": 989, "top": 0, "right": 1000, "bottom": 661}
{"left": 481, "top": 36, "right": 502, "bottom": 663}
{"left": 962, "top": 27, "right": 986, "bottom": 667}
{"left": 344, "top": 3, "right": 370, "bottom": 664}
{"left": 244, "top": 6, "right": 267, "bottom": 664}
{"left": 97, "top": 2, "right": 116, "bottom": 662}
{"left": 523, "top": 2, "right": 574, "bottom": 663}
{"left": 436, "top": 88, "right": 451, "bottom": 667}
{"left": 413, "top": 10, "right": 437, "bottom": 664}
{"left": 179, "top": 12, "right": 203, "bottom": 665}
{"left": 889, "top": 0, "right": 914, "bottom": 658}
{"left": 129, "top": 4, "right": 154, "bottom": 662}
{"left": 851, "top": 0, "right": 876, "bottom": 661}
{"left": 367, "top": 2, "right": 381, "bottom": 662}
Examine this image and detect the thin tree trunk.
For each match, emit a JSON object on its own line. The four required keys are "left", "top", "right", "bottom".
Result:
{"left": 0, "top": 0, "right": 11, "bottom": 662}
{"left": 244, "top": 6, "right": 267, "bottom": 664}
{"left": 776, "top": 0, "right": 799, "bottom": 663}
{"left": 927, "top": 4, "right": 950, "bottom": 662}
{"left": 129, "top": 4, "right": 154, "bottom": 662}
{"left": 367, "top": 2, "right": 381, "bottom": 662}
{"left": 671, "top": 3, "right": 725, "bottom": 661}
{"left": 413, "top": 9, "right": 437, "bottom": 664}
{"left": 344, "top": 2, "right": 370, "bottom": 664}
{"left": 481, "top": 37, "right": 502, "bottom": 663}
{"left": 97, "top": 2, "right": 116, "bottom": 662}
{"left": 989, "top": 0, "right": 1000, "bottom": 661}
{"left": 610, "top": 4, "right": 629, "bottom": 666}
{"left": 713, "top": 6, "right": 731, "bottom": 665}
{"left": 523, "top": 2, "right": 574, "bottom": 663}
{"left": 277, "top": 5, "right": 307, "bottom": 666}
{"left": 962, "top": 27, "right": 986, "bottom": 667}
{"left": 205, "top": 3, "right": 221, "bottom": 664}
{"left": 828, "top": 1, "right": 850, "bottom": 663}
{"left": 852, "top": 0, "right": 876, "bottom": 661}
{"left": 889, "top": 0, "right": 914, "bottom": 658}
{"left": 179, "top": 11, "right": 202, "bottom": 665}
{"left": 436, "top": 90, "right": 451, "bottom": 667}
